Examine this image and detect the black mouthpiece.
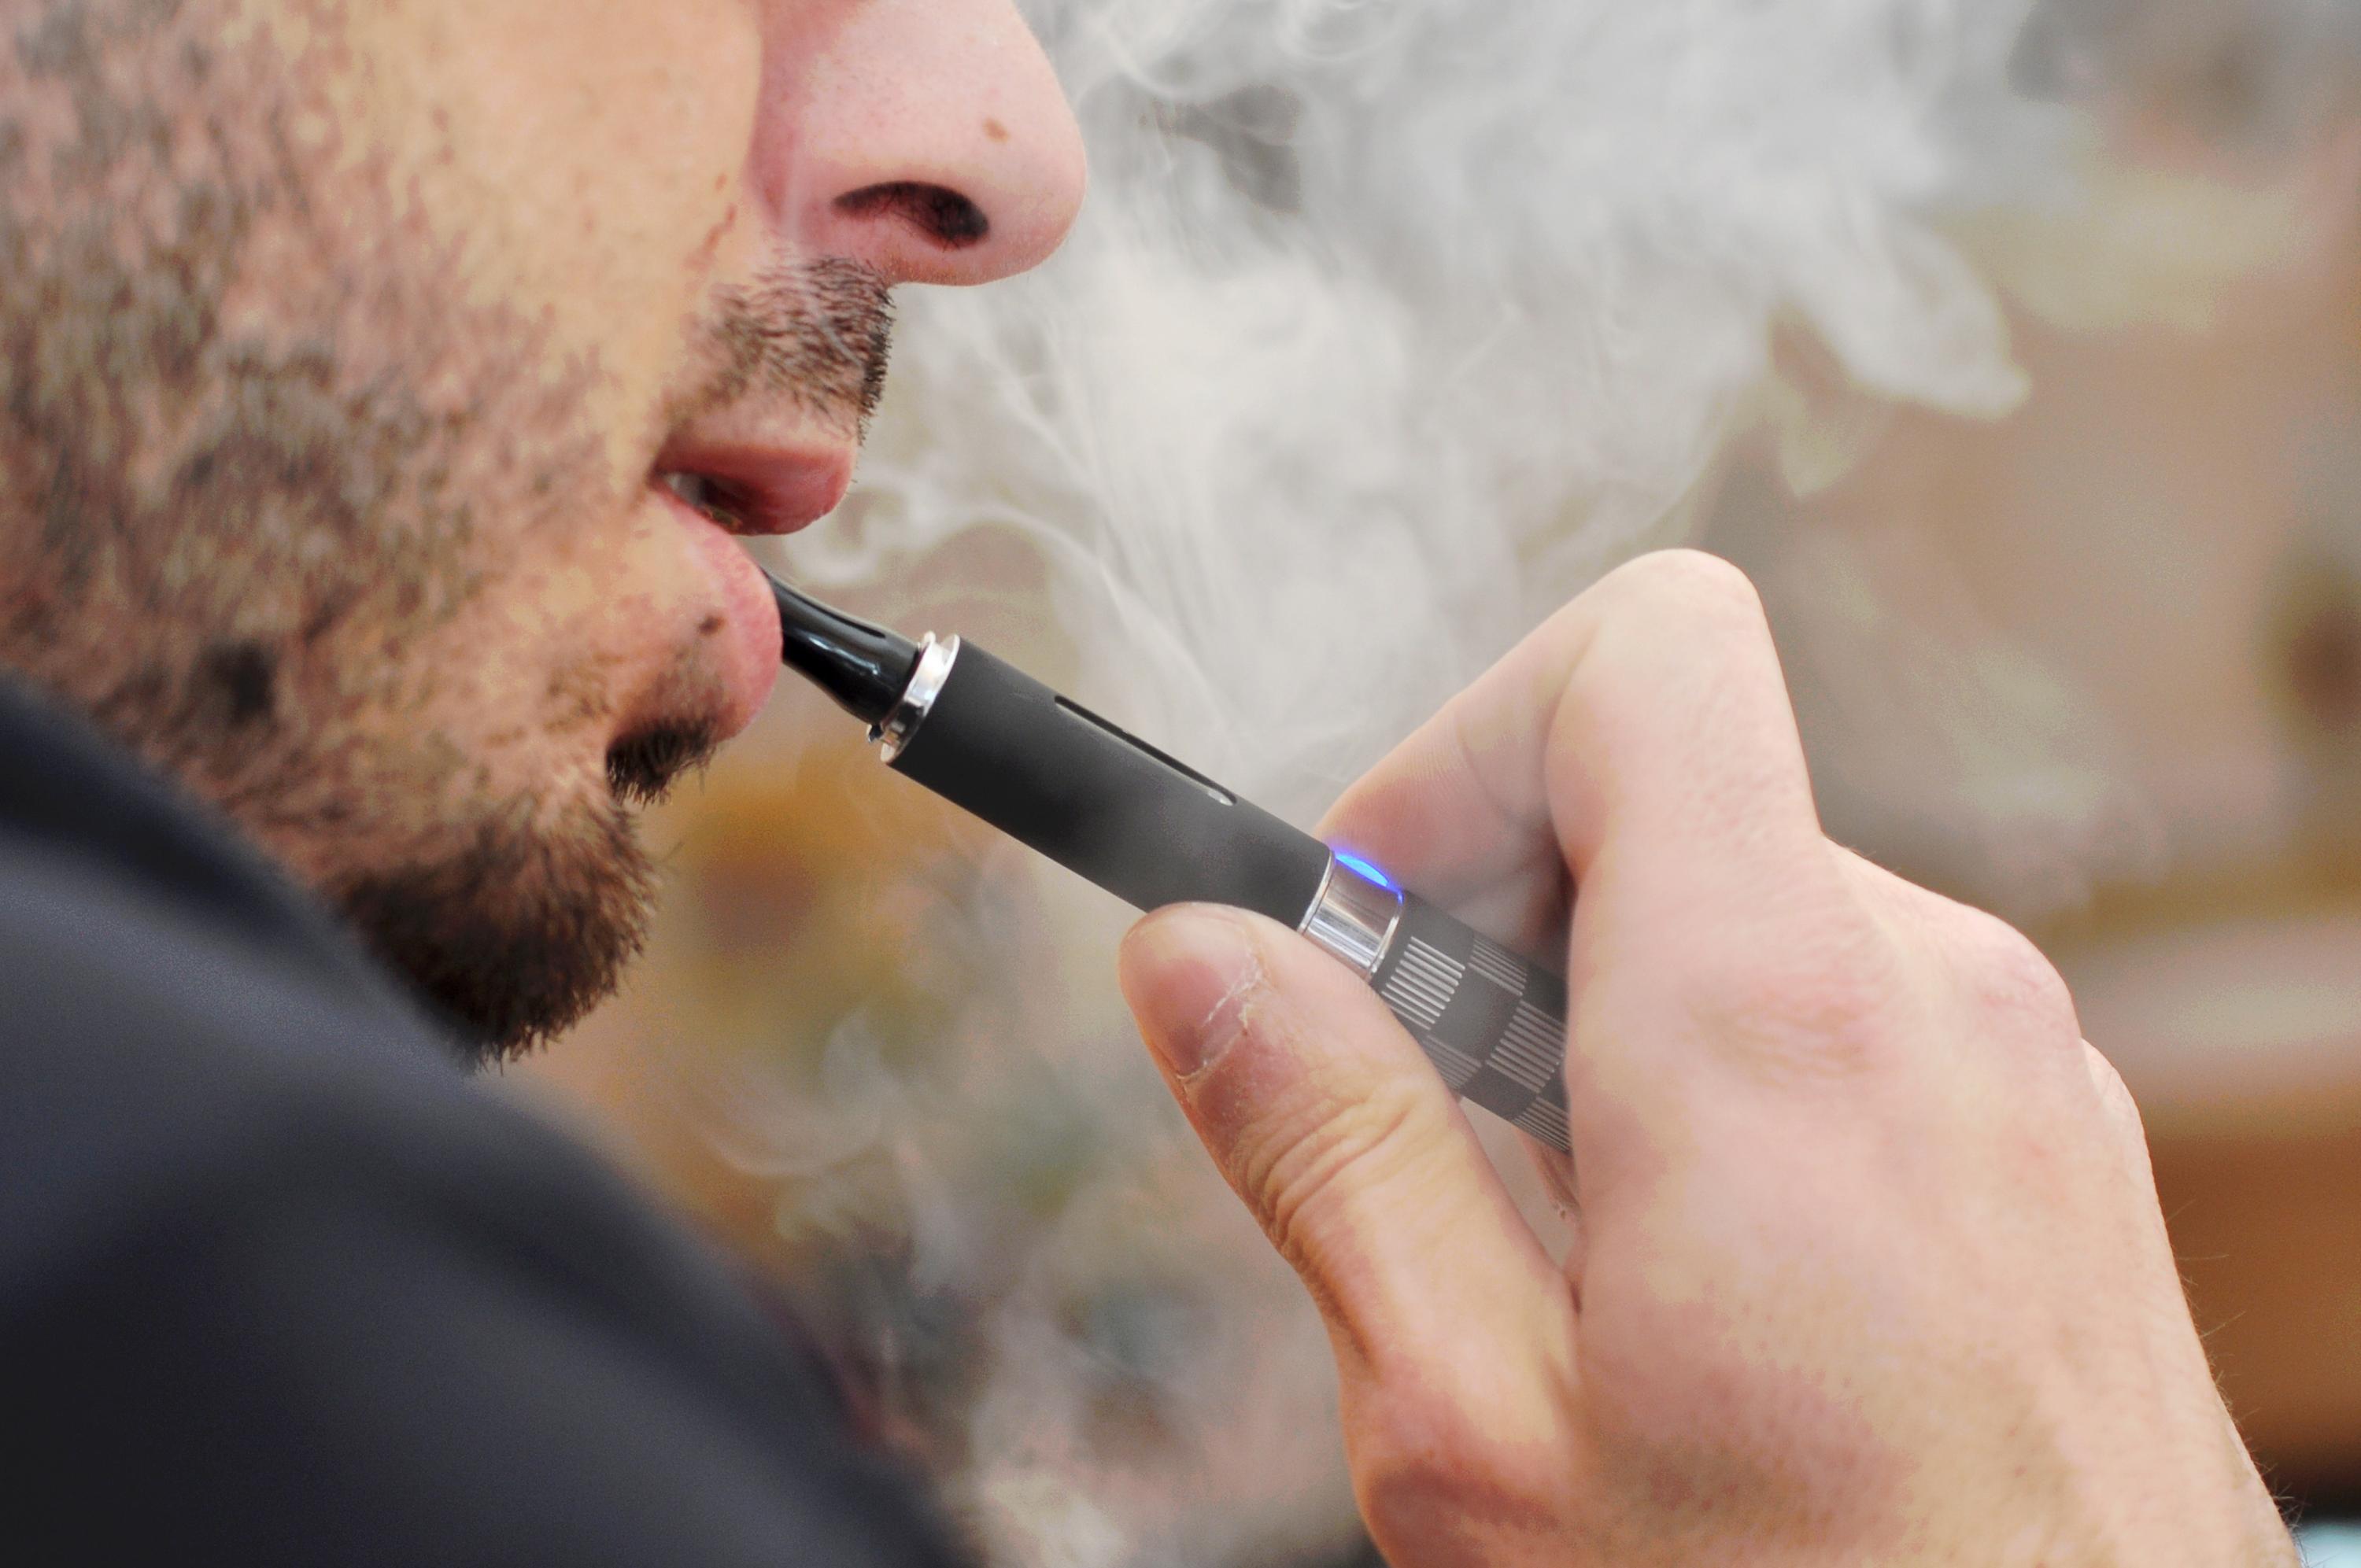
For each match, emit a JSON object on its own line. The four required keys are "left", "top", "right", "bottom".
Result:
{"left": 761, "top": 566, "right": 922, "bottom": 729}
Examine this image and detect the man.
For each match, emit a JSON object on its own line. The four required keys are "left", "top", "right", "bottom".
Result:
{"left": 0, "top": 1, "right": 2299, "bottom": 1562}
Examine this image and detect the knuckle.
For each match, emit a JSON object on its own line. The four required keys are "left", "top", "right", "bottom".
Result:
{"left": 1934, "top": 902, "right": 2081, "bottom": 1042}
{"left": 1594, "top": 548, "right": 1767, "bottom": 633}
{"left": 2082, "top": 1041, "right": 2151, "bottom": 1145}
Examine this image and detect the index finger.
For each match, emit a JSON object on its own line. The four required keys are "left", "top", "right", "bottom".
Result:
{"left": 1318, "top": 550, "right": 1830, "bottom": 954}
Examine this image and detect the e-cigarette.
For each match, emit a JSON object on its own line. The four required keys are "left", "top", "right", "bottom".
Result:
{"left": 763, "top": 568, "right": 1572, "bottom": 1154}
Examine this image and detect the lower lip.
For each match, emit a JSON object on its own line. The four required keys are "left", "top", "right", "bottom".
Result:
{"left": 653, "top": 485, "right": 782, "bottom": 739}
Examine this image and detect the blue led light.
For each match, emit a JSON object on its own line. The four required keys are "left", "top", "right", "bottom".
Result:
{"left": 1333, "top": 850, "right": 1397, "bottom": 891}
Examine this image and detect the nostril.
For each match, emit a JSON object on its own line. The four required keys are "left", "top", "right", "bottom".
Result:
{"left": 835, "top": 182, "right": 991, "bottom": 249}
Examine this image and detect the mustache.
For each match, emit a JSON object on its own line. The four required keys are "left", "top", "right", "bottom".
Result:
{"left": 703, "top": 257, "right": 897, "bottom": 434}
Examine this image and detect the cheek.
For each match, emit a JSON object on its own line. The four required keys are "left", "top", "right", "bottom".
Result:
{"left": 540, "top": 6, "right": 767, "bottom": 292}
{"left": 328, "top": 2, "right": 763, "bottom": 463}
{"left": 443, "top": 494, "right": 704, "bottom": 714}
{"left": 411, "top": 548, "right": 630, "bottom": 754}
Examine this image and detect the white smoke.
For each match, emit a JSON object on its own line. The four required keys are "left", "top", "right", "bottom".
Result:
{"left": 785, "top": 0, "right": 2056, "bottom": 809}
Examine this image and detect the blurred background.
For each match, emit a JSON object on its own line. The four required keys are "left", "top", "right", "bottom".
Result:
{"left": 514, "top": 1, "right": 2361, "bottom": 1562}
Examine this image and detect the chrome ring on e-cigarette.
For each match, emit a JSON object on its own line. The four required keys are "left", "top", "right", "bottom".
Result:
{"left": 1298, "top": 854, "right": 1406, "bottom": 980}
{"left": 874, "top": 634, "right": 961, "bottom": 763}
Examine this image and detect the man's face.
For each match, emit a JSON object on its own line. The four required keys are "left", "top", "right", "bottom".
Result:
{"left": 0, "top": 0, "right": 1084, "bottom": 1054}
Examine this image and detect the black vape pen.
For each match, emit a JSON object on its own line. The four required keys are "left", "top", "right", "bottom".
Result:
{"left": 764, "top": 568, "right": 1572, "bottom": 1154}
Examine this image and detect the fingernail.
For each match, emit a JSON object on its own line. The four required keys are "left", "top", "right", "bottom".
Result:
{"left": 1119, "top": 907, "right": 1263, "bottom": 1079}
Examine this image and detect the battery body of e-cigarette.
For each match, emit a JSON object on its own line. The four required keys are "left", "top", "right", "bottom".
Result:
{"left": 876, "top": 635, "right": 1574, "bottom": 1153}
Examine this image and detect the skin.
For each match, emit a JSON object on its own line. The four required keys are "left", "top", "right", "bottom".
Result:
{"left": 0, "top": 2, "right": 2296, "bottom": 1561}
{"left": 0, "top": 0, "right": 1084, "bottom": 1052}
{"left": 1120, "top": 552, "right": 2302, "bottom": 1564}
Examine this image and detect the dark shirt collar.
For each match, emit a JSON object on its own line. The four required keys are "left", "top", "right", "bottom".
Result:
{"left": 0, "top": 674, "right": 445, "bottom": 1043}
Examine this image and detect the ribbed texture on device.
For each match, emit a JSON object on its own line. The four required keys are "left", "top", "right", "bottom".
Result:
{"left": 1376, "top": 898, "right": 1572, "bottom": 1153}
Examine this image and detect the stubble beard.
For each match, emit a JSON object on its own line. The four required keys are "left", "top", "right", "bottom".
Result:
{"left": 0, "top": 1, "right": 893, "bottom": 1061}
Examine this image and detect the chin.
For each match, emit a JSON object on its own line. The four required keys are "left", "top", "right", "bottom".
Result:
{"left": 329, "top": 780, "right": 660, "bottom": 1064}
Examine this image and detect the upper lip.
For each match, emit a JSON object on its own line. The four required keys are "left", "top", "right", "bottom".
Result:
{"left": 652, "top": 421, "right": 855, "bottom": 537}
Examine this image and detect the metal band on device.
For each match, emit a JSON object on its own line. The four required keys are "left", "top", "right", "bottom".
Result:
{"left": 874, "top": 634, "right": 961, "bottom": 763}
{"left": 1298, "top": 854, "right": 1405, "bottom": 980}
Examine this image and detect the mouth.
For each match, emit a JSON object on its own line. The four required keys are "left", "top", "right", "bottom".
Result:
{"left": 619, "top": 441, "right": 855, "bottom": 777}
{"left": 651, "top": 440, "right": 855, "bottom": 538}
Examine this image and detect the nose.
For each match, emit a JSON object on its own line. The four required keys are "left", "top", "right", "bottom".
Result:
{"left": 759, "top": 0, "right": 1088, "bottom": 287}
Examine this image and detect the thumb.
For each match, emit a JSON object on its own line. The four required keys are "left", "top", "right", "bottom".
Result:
{"left": 1118, "top": 904, "right": 1568, "bottom": 1389}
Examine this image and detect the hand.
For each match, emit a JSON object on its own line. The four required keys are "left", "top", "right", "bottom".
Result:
{"left": 1118, "top": 552, "right": 2295, "bottom": 1566}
